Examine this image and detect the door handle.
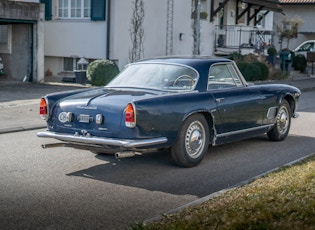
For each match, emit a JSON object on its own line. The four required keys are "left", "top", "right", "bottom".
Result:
{"left": 215, "top": 98, "right": 224, "bottom": 103}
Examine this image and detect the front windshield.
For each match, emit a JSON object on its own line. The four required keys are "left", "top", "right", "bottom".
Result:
{"left": 107, "top": 63, "right": 198, "bottom": 91}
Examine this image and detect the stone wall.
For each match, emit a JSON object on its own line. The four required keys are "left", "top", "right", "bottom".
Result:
{"left": 0, "top": 0, "right": 40, "bottom": 21}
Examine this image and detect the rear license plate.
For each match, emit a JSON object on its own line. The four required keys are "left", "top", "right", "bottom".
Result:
{"left": 78, "top": 114, "right": 91, "bottom": 123}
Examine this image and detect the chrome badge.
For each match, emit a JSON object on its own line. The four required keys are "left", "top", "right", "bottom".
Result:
{"left": 58, "top": 112, "right": 73, "bottom": 123}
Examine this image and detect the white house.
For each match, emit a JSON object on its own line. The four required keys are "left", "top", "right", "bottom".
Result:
{"left": 39, "top": 0, "right": 283, "bottom": 83}
{"left": 275, "top": 0, "right": 315, "bottom": 51}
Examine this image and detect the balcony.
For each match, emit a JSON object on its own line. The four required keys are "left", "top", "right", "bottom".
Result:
{"left": 214, "top": 25, "right": 275, "bottom": 56}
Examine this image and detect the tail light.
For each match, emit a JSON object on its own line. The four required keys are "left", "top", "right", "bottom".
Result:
{"left": 40, "top": 97, "right": 48, "bottom": 120}
{"left": 125, "top": 103, "right": 136, "bottom": 128}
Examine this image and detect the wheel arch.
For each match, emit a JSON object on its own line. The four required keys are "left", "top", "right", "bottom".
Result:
{"left": 283, "top": 94, "right": 296, "bottom": 116}
{"left": 171, "top": 111, "right": 213, "bottom": 167}
{"left": 181, "top": 111, "right": 215, "bottom": 145}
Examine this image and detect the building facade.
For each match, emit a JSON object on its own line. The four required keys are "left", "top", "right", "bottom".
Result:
{"left": 0, "top": 0, "right": 44, "bottom": 82}
{"left": 42, "top": 0, "right": 201, "bottom": 81}
{"left": 275, "top": 0, "right": 315, "bottom": 50}
{"left": 41, "top": 0, "right": 283, "bottom": 83}
{"left": 1, "top": 0, "right": 285, "bottom": 82}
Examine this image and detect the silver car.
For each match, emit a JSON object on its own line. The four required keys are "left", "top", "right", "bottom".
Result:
{"left": 293, "top": 40, "right": 315, "bottom": 57}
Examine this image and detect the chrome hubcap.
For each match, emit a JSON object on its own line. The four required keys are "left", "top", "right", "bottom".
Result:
{"left": 278, "top": 106, "right": 289, "bottom": 134}
{"left": 184, "top": 121, "right": 205, "bottom": 158}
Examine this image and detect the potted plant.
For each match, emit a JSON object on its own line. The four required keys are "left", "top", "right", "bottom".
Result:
{"left": 267, "top": 47, "right": 277, "bottom": 66}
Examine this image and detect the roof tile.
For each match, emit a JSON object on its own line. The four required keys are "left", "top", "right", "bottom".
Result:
{"left": 279, "top": 0, "right": 315, "bottom": 4}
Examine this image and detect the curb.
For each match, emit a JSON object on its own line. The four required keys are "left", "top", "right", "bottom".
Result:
{"left": 0, "top": 124, "right": 46, "bottom": 134}
{"left": 143, "top": 152, "right": 315, "bottom": 225}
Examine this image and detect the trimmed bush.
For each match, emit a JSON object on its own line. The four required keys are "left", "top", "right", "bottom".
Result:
{"left": 267, "top": 47, "right": 277, "bottom": 56}
{"left": 253, "top": 61, "right": 269, "bottom": 81}
{"left": 237, "top": 61, "right": 269, "bottom": 81}
{"left": 292, "top": 54, "right": 307, "bottom": 72}
{"left": 237, "top": 62, "right": 262, "bottom": 81}
{"left": 245, "top": 63, "right": 262, "bottom": 81}
{"left": 236, "top": 61, "right": 247, "bottom": 75}
{"left": 87, "top": 59, "right": 119, "bottom": 86}
{"left": 228, "top": 52, "right": 244, "bottom": 62}
{"left": 266, "top": 48, "right": 277, "bottom": 65}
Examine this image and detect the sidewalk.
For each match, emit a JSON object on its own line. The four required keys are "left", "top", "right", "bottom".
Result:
{"left": 0, "top": 75, "right": 315, "bottom": 134}
{"left": 0, "top": 79, "right": 87, "bottom": 134}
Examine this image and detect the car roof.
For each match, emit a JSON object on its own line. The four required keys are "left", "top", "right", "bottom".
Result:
{"left": 294, "top": 40, "right": 315, "bottom": 49}
{"left": 137, "top": 56, "right": 231, "bottom": 64}
{"left": 299, "top": 40, "right": 315, "bottom": 43}
{"left": 136, "top": 56, "right": 232, "bottom": 73}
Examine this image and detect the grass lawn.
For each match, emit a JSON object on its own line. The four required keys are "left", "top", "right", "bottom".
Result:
{"left": 131, "top": 154, "right": 315, "bottom": 230}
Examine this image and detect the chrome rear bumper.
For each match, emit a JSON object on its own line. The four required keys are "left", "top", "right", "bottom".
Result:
{"left": 37, "top": 131, "right": 168, "bottom": 148}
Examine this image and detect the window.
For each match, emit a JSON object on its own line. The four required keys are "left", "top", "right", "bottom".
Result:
{"left": 40, "top": 0, "right": 105, "bottom": 21}
{"left": 0, "top": 26, "right": 7, "bottom": 46}
{"left": 58, "top": 0, "right": 91, "bottom": 19}
{"left": 227, "top": 64, "right": 243, "bottom": 86}
{"left": 299, "top": 42, "right": 314, "bottom": 52}
{"left": 207, "top": 63, "right": 242, "bottom": 90}
{"left": 0, "top": 25, "right": 12, "bottom": 54}
{"left": 256, "top": 12, "right": 265, "bottom": 28}
{"left": 107, "top": 63, "right": 198, "bottom": 91}
{"left": 64, "top": 57, "right": 91, "bottom": 71}
{"left": 64, "top": 57, "right": 78, "bottom": 71}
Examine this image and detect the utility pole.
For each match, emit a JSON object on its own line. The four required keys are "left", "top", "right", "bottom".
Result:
{"left": 193, "top": 0, "right": 201, "bottom": 55}
{"left": 166, "top": 0, "right": 174, "bottom": 55}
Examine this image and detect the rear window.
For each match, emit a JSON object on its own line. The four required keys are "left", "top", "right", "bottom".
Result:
{"left": 107, "top": 63, "right": 198, "bottom": 91}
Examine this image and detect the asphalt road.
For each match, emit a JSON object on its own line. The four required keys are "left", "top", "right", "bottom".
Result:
{"left": 0, "top": 91, "right": 314, "bottom": 229}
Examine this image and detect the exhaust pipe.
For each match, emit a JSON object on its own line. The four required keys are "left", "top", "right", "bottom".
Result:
{"left": 41, "top": 143, "right": 67, "bottom": 149}
{"left": 115, "top": 151, "right": 142, "bottom": 159}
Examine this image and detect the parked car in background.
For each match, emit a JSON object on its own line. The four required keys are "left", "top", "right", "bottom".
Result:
{"left": 293, "top": 40, "right": 315, "bottom": 57}
{"left": 37, "top": 57, "right": 301, "bottom": 167}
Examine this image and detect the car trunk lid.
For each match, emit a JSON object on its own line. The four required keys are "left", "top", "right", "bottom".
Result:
{"left": 51, "top": 87, "right": 167, "bottom": 135}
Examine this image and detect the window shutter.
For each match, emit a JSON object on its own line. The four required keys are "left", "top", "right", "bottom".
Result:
{"left": 40, "top": 0, "right": 52, "bottom": 21}
{"left": 91, "top": 0, "right": 106, "bottom": 21}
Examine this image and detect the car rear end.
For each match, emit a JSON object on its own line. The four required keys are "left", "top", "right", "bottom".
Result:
{"left": 37, "top": 87, "right": 170, "bottom": 153}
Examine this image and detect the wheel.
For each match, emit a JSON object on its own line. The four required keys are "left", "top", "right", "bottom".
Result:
{"left": 267, "top": 100, "right": 291, "bottom": 141}
{"left": 173, "top": 75, "right": 195, "bottom": 87}
{"left": 171, "top": 114, "right": 209, "bottom": 167}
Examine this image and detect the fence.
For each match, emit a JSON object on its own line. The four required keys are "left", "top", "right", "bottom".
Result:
{"left": 214, "top": 25, "right": 275, "bottom": 55}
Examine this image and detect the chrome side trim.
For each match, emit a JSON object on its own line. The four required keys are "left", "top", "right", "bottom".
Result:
{"left": 37, "top": 131, "right": 168, "bottom": 148}
{"left": 216, "top": 124, "right": 274, "bottom": 138}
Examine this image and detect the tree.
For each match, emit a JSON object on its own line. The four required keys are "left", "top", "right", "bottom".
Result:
{"left": 129, "top": 0, "right": 145, "bottom": 63}
{"left": 277, "top": 16, "right": 303, "bottom": 50}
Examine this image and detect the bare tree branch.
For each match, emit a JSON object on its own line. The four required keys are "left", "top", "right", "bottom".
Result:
{"left": 129, "top": 0, "right": 145, "bottom": 63}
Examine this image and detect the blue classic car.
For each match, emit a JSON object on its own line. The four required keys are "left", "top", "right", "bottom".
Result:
{"left": 37, "top": 57, "right": 301, "bottom": 167}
